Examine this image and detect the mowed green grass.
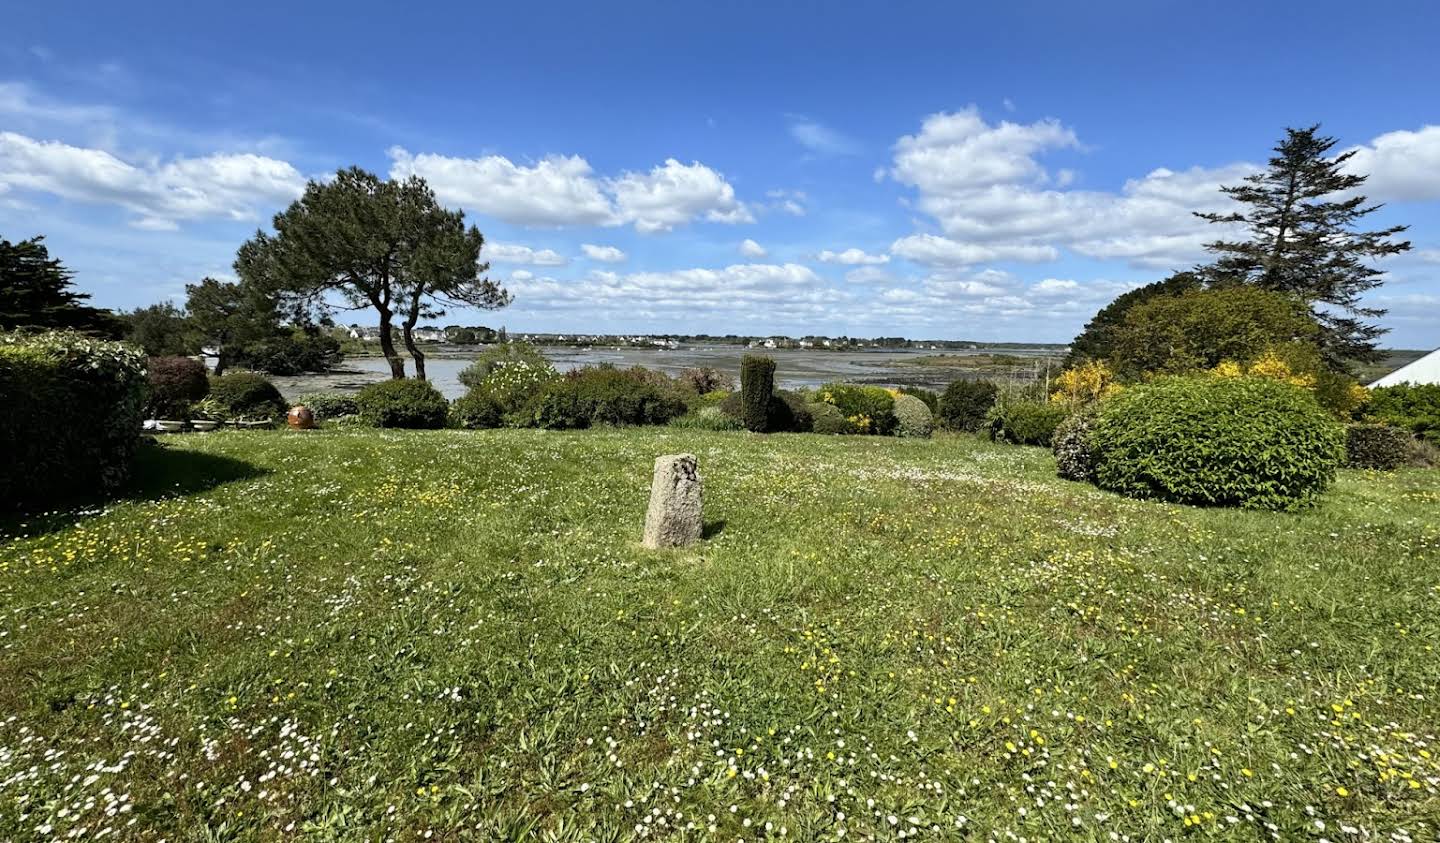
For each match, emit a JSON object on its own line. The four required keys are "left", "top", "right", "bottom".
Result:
{"left": 0, "top": 428, "right": 1437, "bottom": 841}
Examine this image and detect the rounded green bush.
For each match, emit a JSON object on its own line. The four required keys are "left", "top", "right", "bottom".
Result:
{"left": 1090, "top": 376, "right": 1345, "bottom": 510}
{"left": 1344, "top": 423, "right": 1410, "bottom": 470}
{"left": 208, "top": 372, "right": 287, "bottom": 420}
{"left": 529, "top": 366, "right": 688, "bottom": 429}
{"left": 808, "top": 402, "right": 855, "bottom": 435}
{"left": 893, "top": 393, "right": 934, "bottom": 438}
{"left": 814, "top": 383, "right": 897, "bottom": 435}
{"left": 450, "top": 391, "right": 504, "bottom": 429}
{"left": 938, "top": 380, "right": 997, "bottom": 431}
{"left": 355, "top": 378, "right": 448, "bottom": 429}
{"left": 146, "top": 356, "right": 209, "bottom": 418}
{"left": 296, "top": 391, "right": 359, "bottom": 420}
{"left": 985, "top": 400, "right": 1068, "bottom": 446}
{"left": 1053, "top": 410, "right": 1097, "bottom": 482}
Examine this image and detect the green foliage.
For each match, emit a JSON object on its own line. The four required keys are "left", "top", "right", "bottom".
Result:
{"left": 1067, "top": 272, "right": 1202, "bottom": 367}
{"left": 1052, "top": 410, "right": 1097, "bottom": 482}
{"left": 0, "top": 330, "right": 147, "bottom": 509}
{"left": 719, "top": 389, "right": 812, "bottom": 433}
{"left": 295, "top": 391, "right": 360, "bottom": 420}
{"left": 458, "top": 342, "right": 552, "bottom": 390}
{"left": 937, "top": 379, "right": 998, "bottom": 431}
{"left": 814, "top": 383, "right": 897, "bottom": 435}
{"left": 355, "top": 378, "right": 448, "bottom": 429}
{"left": 231, "top": 330, "right": 341, "bottom": 375}
{"left": 207, "top": 372, "right": 288, "bottom": 421}
{"left": 145, "top": 356, "right": 209, "bottom": 418}
{"left": 183, "top": 276, "right": 282, "bottom": 375}
{"left": 740, "top": 355, "right": 776, "bottom": 432}
{"left": 1110, "top": 286, "right": 1321, "bottom": 377}
{"left": 984, "top": 400, "right": 1068, "bottom": 446}
{"left": 1344, "top": 424, "right": 1411, "bottom": 471}
{"left": 893, "top": 393, "right": 934, "bottom": 438}
{"left": 529, "top": 367, "right": 688, "bottom": 429}
{"left": 0, "top": 236, "right": 125, "bottom": 337}
{"left": 667, "top": 406, "right": 743, "bottom": 431}
{"left": 1090, "top": 376, "right": 1345, "bottom": 510}
{"left": 123, "top": 302, "right": 197, "bottom": 357}
{"left": 897, "top": 386, "right": 939, "bottom": 412}
{"left": 807, "top": 402, "right": 856, "bottom": 435}
{"left": 1367, "top": 383, "right": 1440, "bottom": 445}
{"left": 679, "top": 366, "right": 735, "bottom": 394}
{"left": 449, "top": 391, "right": 504, "bottom": 430}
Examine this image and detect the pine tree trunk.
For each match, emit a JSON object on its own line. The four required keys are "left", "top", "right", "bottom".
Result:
{"left": 377, "top": 309, "right": 406, "bottom": 379}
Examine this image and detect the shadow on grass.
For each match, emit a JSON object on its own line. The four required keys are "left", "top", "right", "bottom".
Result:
{"left": 702, "top": 519, "right": 727, "bottom": 539}
{"left": 0, "top": 442, "right": 270, "bottom": 539}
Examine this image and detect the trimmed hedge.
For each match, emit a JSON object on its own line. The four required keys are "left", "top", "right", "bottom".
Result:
{"left": 530, "top": 366, "right": 688, "bottom": 429}
{"left": 1, "top": 330, "right": 147, "bottom": 509}
{"left": 1344, "top": 424, "right": 1411, "bottom": 470}
{"left": 146, "top": 356, "right": 209, "bottom": 418}
{"left": 295, "top": 391, "right": 359, "bottom": 420}
{"left": 815, "top": 383, "right": 897, "bottom": 435}
{"left": 741, "top": 355, "right": 776, "bottom": 432}
{"left": 356, "top": 378, "right": 448, "bottom": 429}
{"left": 1090, "top": 375, "right": 1344, "bottom": 511}
{"left": 985, "top": 400, "right": 1068, "bottom": 446}
{"left": 449, "top": 391, "right": 504, "bottom": 429}
{"left": 209, "top": 372, "right": 287, "bottom": 421}
{"left": 1053, "top": 410, "right": 1097, "bottom": 482}
{"left": 893, "top": 393, "right": 934, "bottom": 438}
{"left": 938, "top": 380, "right": 998, "bottom": 431}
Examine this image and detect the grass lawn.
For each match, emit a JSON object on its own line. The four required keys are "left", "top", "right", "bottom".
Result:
{"left": 1, "top": 428, "right": 1437, "bottom": 840}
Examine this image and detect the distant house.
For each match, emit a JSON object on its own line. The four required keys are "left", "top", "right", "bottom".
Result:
{"left": 1370, "top": 348, "right": 1440, "bottom": 387}
{"left": 413, "top": 327, "right": 447, "bottom": 343}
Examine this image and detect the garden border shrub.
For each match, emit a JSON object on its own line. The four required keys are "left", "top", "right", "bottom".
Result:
{"left": 741, "top": 355, "right": 776, "bottom": 432}
{"left": 1053, "top": 410, "right": 1097, "bottom": 482}
{"left": 0, "top": 331, "right": 148, "bottom": 509}
{"left": 145, "top": 356, "right": 209, "bottom": 419}
{"left": 296, "top": 391, "right": 360, "bottom": 421}
{"left": 985, "top": 400, "right": 1068, "bottom": 446}
{"left": 1344, "top": 423, "right": 1410, "bottom": 470}
{"left": 893, "top": 393, "right": 934, "bottom": 438}
{"left": 356, "top": 378, "right": 448, "bottom": 429}
{"left": 938, "top": 380, "right": 998, "bottom": 431}
{"left": 208, "top": 372, "right": 287, "bottom": 421}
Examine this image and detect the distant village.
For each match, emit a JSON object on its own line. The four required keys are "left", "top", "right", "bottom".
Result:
{"left": 341, "top": 324, "right": 1063, "bottom": 351}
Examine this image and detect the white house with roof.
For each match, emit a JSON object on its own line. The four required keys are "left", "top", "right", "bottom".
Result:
{"left": 1370, "top": 348, "right": 1440, "bottom": 387}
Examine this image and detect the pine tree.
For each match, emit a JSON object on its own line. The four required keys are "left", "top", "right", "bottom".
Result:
{"left": 0, "top": 236, "right": 123, "bottom": 336}
{"left": 1196, "top": 125, "right": 1410, "bottom": 366}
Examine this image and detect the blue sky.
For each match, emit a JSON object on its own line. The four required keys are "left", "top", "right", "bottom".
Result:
{"left": 2, "top": 0, "right": 1437, "bottom": 346}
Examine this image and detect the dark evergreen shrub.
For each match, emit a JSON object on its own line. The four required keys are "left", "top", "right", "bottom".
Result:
{"left": 1053, "top": 410, "right": 1097, "bottom": 482}
{"left": 1090, "top": 376, "right": 1345, "bottom": 510}
{"left": 938, "top": 380, "right": 998, "bottom": 431}
{"left": 449, "top": 391, "right": 504, "bottom": 429}
{"left": 740, "top": 355, "right": 776, "bottom": 432}
{"left": 146, "top": 356, "right": 209, "bottom": 418}
{"left": 893, "top": 393, "right": 934, "bottom": 438}
{"left": 355, "top": 378, "right": 448, "bottom": 429}
{"left": 808, "top": 402, "right": 855, "bottom": 434}
{"left": 719, "top": 389, "right": 811, "bottom": 432}
{"left": 1344, "top": 424, "right": 1411, "bottom": 470}
{"left": 208, "top": 372, "right": 287, "bottom": 420}
{"left": 815, "top": 383, "right": 897, "bottom": 435}
{"left": 985, "top": 400, "right": 1068, "bottom": 446}
{"left": 295, "top": 391, "right": 359, "bottom": 420}
{"left": 0, "top": 331, "right": 147, "bottom": 509}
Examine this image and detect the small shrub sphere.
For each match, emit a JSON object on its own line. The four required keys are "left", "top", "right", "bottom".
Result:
{"left": 938, "top": 380, "right": 998, "bottom": 431}
{"left": 450, "top": 391, "right": 504, "bottom": 429}
{"left": 808, "top": 402, "right": 855, "bottom": 435}
{"left": 208, "top": 372, "right": 287, "bottom": 420}
{"left": 1344, "top": 423, "right": 1411, "bottom": 470}
{"left": 356, "top": 378, "right": 449, "bottom": 429}
{"left": 296, "top": 391, "right": 359, "bottom": 420}
{"left": 893, "top": 393, "right": 934, "bottom": 438}
{"left": 1090, "top": 376, "right": 1344, "bottom": 510}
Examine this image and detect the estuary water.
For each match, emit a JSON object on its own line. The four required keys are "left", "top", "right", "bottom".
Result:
{"left": 271, "top": 344, "right": 1063, "bottom": 400}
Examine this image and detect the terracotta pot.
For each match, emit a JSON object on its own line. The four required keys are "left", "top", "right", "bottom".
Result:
{"left": 287, "top": 405, "right": 316, "bottom": 430}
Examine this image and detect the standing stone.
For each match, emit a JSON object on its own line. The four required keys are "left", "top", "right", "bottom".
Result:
{"left": 642, "top": 454, "right": 703, "bottom": 549}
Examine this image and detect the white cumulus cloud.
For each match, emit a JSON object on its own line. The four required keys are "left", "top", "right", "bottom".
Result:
{"left": 581, "top": 243, "right": 627, "bottom": 262}
{"left": 817, "top": 248, "right": 890, "bottom": 265}
{"left": 486, "top": 242, "right": 569, "bottom": 266}
{"left": 609, "top": 158, "right": 753, "bottom": 233}
{"left": 739, "top": 238, "right": 768, "bottom": 258}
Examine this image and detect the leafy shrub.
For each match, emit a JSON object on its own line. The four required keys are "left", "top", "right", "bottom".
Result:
{"left": 449, "top": 391, "right": 503, "bottom": 429}
{"left": 1090, "top": 376, "right": 1344, "bottom": 510}
{"left": 146, "top": 356, "right": 209, "bottom": 418}
{"left": 1367, "top": 383, "right": 1440, "bottom": 445}
{"left": 1053, "top": 410, "right": 1097, "bottom": 482}
{"left": 808, "top": 402, "right": 855, "bottom": 435}
{"left": 679, "top": 366, "right": 735, "bottom": 394}
{"left": 458, "top": 342, "right": 551, "bottom": 391}
{"left": 740, "top": 355, "right": 776, "bottom": 432}
{"left": 530, "top": 366, "right": 688, "bottom": 429}
{"left": 719, "top": 389, "right": 811, "bottom": 433}
{"left": 1212, "top": 343, "right": 1367, "bottom": 419}
{"left": 667, "top": 406, "right": 743, "bottom": 431}
{"left": 208, "top": 372, "right": 287, "bottom": 421}
{"left": 355, "top": 378, "right": 448, "bottom": 429}
{"left": 893, "top": 393, "right": 934, "bottom": 438}
{"left": 696, "top": 390, "right": 730, "bottom": 409}
{"left": 296, "top": 391, "right": 359, "bottom": 420}
{"left": 938, "top": 380, "right": 998, "bottom": 431}
{"left": 814, "top": 383, "right": 897, "bottom": 435}
{"left": 1344, "top": 424, "right": 1411, "bottom": 470}
{"left": 1051, "top": 360, "right": 1122, "bottom": 409}
{"left": 898, "top": 386, "right": 939, "bottom": 412}
{"left": 0, "top": 330, "right": 147, "bottom": 509}
{"left": 985, "top": 400, "right": 1068, "bottom": 446}
{"left": 232, "top": 331, "right": 341, "bottom": 375}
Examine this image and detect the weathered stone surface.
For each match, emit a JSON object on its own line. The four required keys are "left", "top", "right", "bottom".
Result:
{"left": 642, "top": 454, "right": 703, "bottom": 549}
